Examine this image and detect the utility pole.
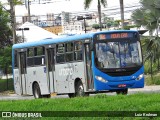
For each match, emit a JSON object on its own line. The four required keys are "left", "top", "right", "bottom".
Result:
{"left": 98, "top": 0, "right": 102, "bottom": 31}
{"left": 28, "top": 0, "right": 31, "bottom": 22}
{"left": 120, "top": 0, "right": 124, "bottom": 29}
{"left": 77, "top": 15, "right": 92, "bottom": 33}
{"left": 84, "top": 18, "right": 87, "bottom": 33}
{"left": 9, "top": 0, "right": 16, "bottom": 44}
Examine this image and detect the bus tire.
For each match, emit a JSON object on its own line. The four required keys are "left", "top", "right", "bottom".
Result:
{"left": 33, "top": 83, "right": 42, "bottom": 99}
{"left": 75, "top": 81, "right": 85, "bottom": 97}
{"left": 43, "top": 94, "right": 51, "bottom": 98}
{"left": 68, "top": 93, "right": 75, "bottom": 98}
{"left": 116, "top": 89, "right": 128, "bottom": 95}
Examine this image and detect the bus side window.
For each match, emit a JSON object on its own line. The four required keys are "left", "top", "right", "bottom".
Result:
{"left": 27, "top": 48, "right": 34, "bottom": 66}
{"left": 65, "top": 42, "right": 73, "bottom": 62}
{"left": 35, "top": 47, "right": 45, "bottom": 56}
{"left": 56, "top": 44, "right": 65, "bottom": 63}
{"left": 34, "top": 47, "right": 45, "bottom": 65}
{"left": 74, "top": 41, "right": 82, "bottom": 61}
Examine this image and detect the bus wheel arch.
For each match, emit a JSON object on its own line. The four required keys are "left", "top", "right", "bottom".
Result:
{"left": 116, "top": 89, "right": 128, "bottom": 95}
{"left": 32, "top": 82, "right": 42, "bottom": 99}
{"left": 74, "top": 78, "right": 86, "bottom": 97}
{"left": 68, "top": 78, "right": 82, "bottom": 98}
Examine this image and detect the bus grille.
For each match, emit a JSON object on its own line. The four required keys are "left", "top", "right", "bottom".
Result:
{"left": 102, "top": 70, "right": 137, "bottom": 77}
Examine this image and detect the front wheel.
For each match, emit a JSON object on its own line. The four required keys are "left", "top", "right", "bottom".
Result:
{"left": 33, "top": 83, "right": 42, "bottom": 99}
{"left": 68, "top": 93, "right": 75, "bottom": 98}
{"left": 116, "top": 89, "right": 128, "bottom": 95}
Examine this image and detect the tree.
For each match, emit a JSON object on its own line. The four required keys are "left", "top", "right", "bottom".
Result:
{"left": 131, "top": 0, "right": 160, "bottom": 36}
{"left": 132, "top": 0, "right": 160, "bottom": 76}
{"left": 84, "top": 0, "right": 107, "bottom": 31}
{"left": 106, "top": 21, "right": 112, "bottom": 30}
{"left": 0, "top": 46, "right": 12, "bottom": 89}
{"left": 119, "top": 0, "right": 124, "bottom": 29}
{"left": 92, "top": 24, "right": 100, "bottom": 29}
{"left": 0, "top": 2, "right": 12, "bottom": 47}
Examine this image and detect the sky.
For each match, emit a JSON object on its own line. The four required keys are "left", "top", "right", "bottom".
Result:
{"left": 1, "top": 0, "right": 140, "bottom": 19}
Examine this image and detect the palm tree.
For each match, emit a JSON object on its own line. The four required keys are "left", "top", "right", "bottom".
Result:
{"left": 119, "top": 0, "right": 124, "bottom": 29}
{"left": 132, "top": 0, "right": 160, "bottom": 76}
{"left": 84, "top": 0, "right": 107, "bottom": 31}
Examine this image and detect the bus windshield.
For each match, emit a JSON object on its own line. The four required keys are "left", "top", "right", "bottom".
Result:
{"left": 95, "top": 40, "right": 142, "bottom": 69}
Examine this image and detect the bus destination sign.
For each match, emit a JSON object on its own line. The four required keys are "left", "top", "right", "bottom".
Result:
{"left": 98, "top": 32, "right": 134, "bottom": 40}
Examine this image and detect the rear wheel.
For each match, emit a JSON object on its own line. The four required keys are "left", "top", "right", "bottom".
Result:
{"left": 116, "top": 89, "right": 128, "bottom": 95}
{"left": 43, "top": 94, "right": 51, "bottom": 98}
{"left": 33, "top": 83, "right": 42, "bottom": 99}
{"left": 75, "top": 81, "right": 85, "bottom": 97}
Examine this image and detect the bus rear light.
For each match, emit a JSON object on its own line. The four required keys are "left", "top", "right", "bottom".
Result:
{"left": 136, "top": 74, "right": 144, "bottom": 81}
{"left": 95, "top": 76, "right": 108, "bottom": 83}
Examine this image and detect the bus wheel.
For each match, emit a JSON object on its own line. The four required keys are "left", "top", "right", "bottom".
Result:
{"left": 68, "top": 93, "right": 75, "bottom": 98}
{"left": 43, "top": 94, "right": 51, "bottom": 98}
{"left": 116, "top": 89, "right": 128, "bottom": 95}
{"left": 33, "top": 83, "right": 42, "bottom": 99}
{"left": 75, "top": 81, "right": 85, "bottom": 97}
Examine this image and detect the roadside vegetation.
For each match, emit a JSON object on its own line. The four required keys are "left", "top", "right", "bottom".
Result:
{"left": 0, "top": 93, "right": 160, "bottom": 119}
{"left": 131, "top": 0, "right": 160, "bottom": 85}
{"left": 1, "top": 0, "right": 160, "bottom": 96}
{"left": 1, "top": 93, "right": 159, "bottom": 111}
{"left": 0, "top": 78, "right": 14, "bottom": 92}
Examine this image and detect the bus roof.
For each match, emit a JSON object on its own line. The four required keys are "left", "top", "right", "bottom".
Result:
{"left": 12, "top": 30, "right": 138, "bottom": 49}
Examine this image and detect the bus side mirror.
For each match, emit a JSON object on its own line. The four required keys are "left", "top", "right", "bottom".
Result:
{"left": 84, "top": 39, "right": 93, "bottom": 51}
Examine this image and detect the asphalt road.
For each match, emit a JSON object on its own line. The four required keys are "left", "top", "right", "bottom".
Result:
{"left": 0, "top": 85, "right": 160, "bottom": 100}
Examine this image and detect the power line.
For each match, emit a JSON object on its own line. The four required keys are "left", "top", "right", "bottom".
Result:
{"left": 15, "top": 4, "right": 141, "bottom": 18}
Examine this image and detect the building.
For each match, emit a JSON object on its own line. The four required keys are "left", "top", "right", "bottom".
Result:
{"left": 63, "top": 21, "right": 83, "bottom": 34}
{"left": 43, "top": 26, "right": 63, "bottom": 35}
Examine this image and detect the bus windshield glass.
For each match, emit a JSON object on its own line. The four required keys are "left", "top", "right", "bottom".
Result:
{"left": 95, "top": 40, "right": 142, "bottom": 68}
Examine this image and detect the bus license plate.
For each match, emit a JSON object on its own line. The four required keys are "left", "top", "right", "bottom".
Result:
{"left": 118, "top": 84, "right": 126, "bottom": 88}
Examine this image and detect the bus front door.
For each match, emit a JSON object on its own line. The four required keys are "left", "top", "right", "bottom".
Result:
{"left": 84, "top": 43, "right": 93, "bottom": 90}
{"left": 19, "top": 52, "right": 27, "bottom": 95}
{"left": 46, "top": 48, "right": 55, "bottom": 93}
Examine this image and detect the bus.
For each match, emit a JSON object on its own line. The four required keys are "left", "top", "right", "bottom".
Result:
{"left": 12, "top": 30, "right": 144, "bottom": 98}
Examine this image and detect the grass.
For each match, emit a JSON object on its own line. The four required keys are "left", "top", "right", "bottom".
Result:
{"left": 0, "top": 78, "right": 14, "bottom": 92}
{"left": 0, "top": 93, "right": 160, "bottom": 120}
{"left": 1, "top": 93, "right": 160, "bottom": 111}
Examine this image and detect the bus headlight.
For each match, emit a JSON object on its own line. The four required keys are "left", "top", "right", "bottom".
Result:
{"left": 95, "top": 76, "right": 108, "bottom": 83}
{"left": 136, "top": 74, "right": 144, "bottom": 81}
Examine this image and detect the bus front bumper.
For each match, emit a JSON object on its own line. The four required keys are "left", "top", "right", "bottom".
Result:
{"left": 94, "top": 78, "right": 144, "bottom": 91}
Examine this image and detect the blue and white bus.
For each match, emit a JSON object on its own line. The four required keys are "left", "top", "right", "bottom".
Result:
{"left": 12, "top": 30, "right": 144, "bottom": 98}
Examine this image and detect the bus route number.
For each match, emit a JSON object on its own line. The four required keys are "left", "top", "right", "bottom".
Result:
{"left": 111, "top": 33, "right": 128, "bottom": 39}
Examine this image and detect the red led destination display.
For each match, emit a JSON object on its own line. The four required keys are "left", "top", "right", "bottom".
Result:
{"left": 98, "top": 32, "right": 134, "bottom": 40}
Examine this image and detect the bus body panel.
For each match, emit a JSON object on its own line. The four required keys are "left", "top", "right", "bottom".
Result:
{"left": 27, "top": 66, "right": 50, "bottom": 95}
{"left": 55, "top": 62, "right": 86, "bottom": 94}
{"left": 13, "top": 69, "right": 21, "bottom": 95}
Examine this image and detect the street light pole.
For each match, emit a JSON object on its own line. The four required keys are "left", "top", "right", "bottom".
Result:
{"left": 77, "top": 15, "right": 92, "bottom": 33}
{"left": 84, "top": 18, "right": 87, "bottom": 33}
{"left": 17, "top": 28, "right": 29, "bottom": 42}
